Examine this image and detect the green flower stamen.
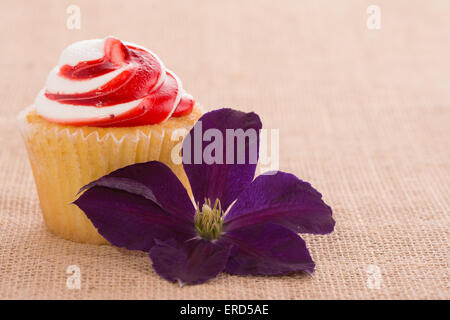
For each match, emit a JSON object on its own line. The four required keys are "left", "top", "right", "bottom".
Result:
{"left": 194, "top": 198, "right": 223, "bottom": 241}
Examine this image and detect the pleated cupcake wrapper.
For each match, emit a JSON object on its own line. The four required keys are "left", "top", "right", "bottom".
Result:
{"left": 18, "top": 108, "right": 192, "bottom": 244}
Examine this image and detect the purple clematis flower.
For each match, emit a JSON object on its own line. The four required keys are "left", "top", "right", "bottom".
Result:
{"left": 74, "top": 108, "right": 335, "bottom": 285}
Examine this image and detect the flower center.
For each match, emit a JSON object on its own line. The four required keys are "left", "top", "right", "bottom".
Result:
{"left": 194, "top": 198, "right": 223, "bottom": 241}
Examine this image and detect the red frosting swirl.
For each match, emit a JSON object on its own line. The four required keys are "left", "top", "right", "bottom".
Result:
{"left": 42, "top": 37, "right": 194, "bottom": 127}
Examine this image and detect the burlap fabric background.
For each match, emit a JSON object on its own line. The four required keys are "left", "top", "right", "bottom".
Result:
{"left": 0, "top": 0, "right": 449, "bottom": 300}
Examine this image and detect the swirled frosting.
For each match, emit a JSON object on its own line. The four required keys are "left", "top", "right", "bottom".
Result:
{"left": 35, "top": 37, "right": 194, "bottom": 127}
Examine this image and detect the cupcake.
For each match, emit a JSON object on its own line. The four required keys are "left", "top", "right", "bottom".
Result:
{"left": 19, "top": 36, "right": 202, "bottom": 244}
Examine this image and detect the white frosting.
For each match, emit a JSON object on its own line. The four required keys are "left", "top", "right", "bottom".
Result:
{"left": 58, "top": 38, "right": 105, "bottom": 67}
{"left": 45, "top": 65, "right": 130, "bottom": 94}
{"left": 35, "top": 89, "right": 143, "bottom": 120}
{"left": 35, "top": 37, "right": 182, "bottom": 124}
{"left": 164, "top": 69, "right": 183, "bottom": 121}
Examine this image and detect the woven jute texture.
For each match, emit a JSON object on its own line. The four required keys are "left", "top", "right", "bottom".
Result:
{"left": 0, "top": 0, "right": 449, "bottom": 299}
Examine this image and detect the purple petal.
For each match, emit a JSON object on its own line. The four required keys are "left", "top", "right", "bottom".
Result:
{"left": 222, "top": 223, "right": 315, "bottom": 275}
{"left": 224, "top": 171, "right": 335, "bottom": 234}
{"left": 74, "top": 187, "right": 196, "bottom": 251}
{"left": 149, "top": 238, "right": 231, "bottom": 285}
{"left": 182, "top": 108, "right": 262, "bottom": 210}
{"left": 79, "top": 161, "right": 195, "bottom": 223}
